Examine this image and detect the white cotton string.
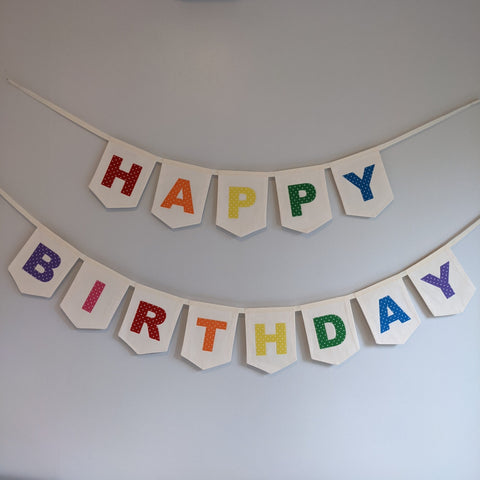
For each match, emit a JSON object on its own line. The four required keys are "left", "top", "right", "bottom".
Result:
{"left": 353, "top": 216, "right": 480, "bottom": 298}
{"left": 7, "top": 78, "right": 113, "bottom": 142}
{"left": 7, "top": 78, "right": 479, "bottom": 176}
{"left": 1, "top": 186, "right": 479, "bottom": 312}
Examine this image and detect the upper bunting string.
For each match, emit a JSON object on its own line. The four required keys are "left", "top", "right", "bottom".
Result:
{"left": 6, "top": 78, "right": 480, "bottom": 176}
{"left": 1, "top": 186, "right": 479, "bottom": 312}
{"left": 7, "top": 79, "right": 480, "bottom": 238}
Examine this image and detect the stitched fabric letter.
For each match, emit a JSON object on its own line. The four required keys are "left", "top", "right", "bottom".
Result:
{"left": 228, "top": 187, "right": 256, "bottom": 218}
{"left": 101, "top": 155, "right": 142, "bottom": 196}
{"left": 343, "top": 164, "right": 375, "bottom": 201}
{"left": 161, "top": 178, "right": 194, "bottom": 214}
{"left": 379, "top": 295, "right": 411, "bottom": 333}
{"left": 313, "top": 314, "right": 346, "bottom": 349}
{"left": 288, "top": 183, "right": 316, "bottom": 217}
{"left": 255, "top": 323, "right": 287, "bottom": 355}
{"left": 421, "top": 262, "right": 455, "bottom": 298}
{"left": 22, "top": 243, "right": 61, "bottom": 282}
{"left": 130, "top": 301, "right": 167, "bottom": 341}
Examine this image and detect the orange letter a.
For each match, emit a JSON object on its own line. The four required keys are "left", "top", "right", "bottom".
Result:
{"left": 161, "top": 178, "right": 194, "bottom": 214}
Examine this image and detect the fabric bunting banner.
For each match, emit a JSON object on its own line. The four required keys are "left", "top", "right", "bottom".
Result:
{"left": 330, "top": 150, "right": 393, "bottom": 217}
{"left": 216, "top": 173, "right": 269, "bottom": 237}
{"left": 245, "top": 309, "right": 297, "bottom": 373}
{"left": 356, "top": 278, "right": 422, "bottom": 345}
{"left": 152, "top": 162, "right": 212, "bottom": 228}
{"left": 1, "top": 193, "right": 479, "bottom": 373}
{"left": 90, "top": 140, "right": 157, "bottom": 209}
{"left": 181, "top": 302, "right": 240, "bottom": 370}
{"left": 407, "top": 248, "right": 476, "bottom": 317}
{"left": 8, "top": 80, "right": 479, "bottom": 238}
{"left": 60, "top": 260, "right": 130, "bottom": 330}
{"left": 9, "top": 227, "right": 79, "bottom": 298}
{"left": 301, "top": 297, "right": 360, "bottom": 365}
{"left": 275, "top": 166, "right": 332, "bottom": 233}
{"left": 118, "top": 285, "right": 184, "bottom": 354}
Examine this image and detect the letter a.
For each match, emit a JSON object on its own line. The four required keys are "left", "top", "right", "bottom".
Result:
{"left": 161, "top": 178, "right": 194, "bottom": 214}
{"left": 379, "top": 295, "right": 411, "bottom": 333}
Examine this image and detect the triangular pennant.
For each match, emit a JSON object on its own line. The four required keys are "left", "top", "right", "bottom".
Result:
{"left": 8, "top": 228, "right": 79, "bottom": 298}
{"left": 356, "top": 278, "right": 420, "bottom": 344}
{"left": 118, "top": 285, "right": 184, "bottom": 354}
{"left": 245, "top": 309, "right": 296, "bottom": 373}
{"left": 60, "top": 260, "right": 130, "bottom": 329}
{"left": 89, "top": 140, "right": 156, "bottom": 208}
{"left": 151, "top": 163, "right": 212, "bottom": 228}
{"left": 181, "top": 302, "right": 240, "bottom": 370}
{"left": 216, "top": 173, "right": 269, "bottom": 237}
{"left": 330, "top": 150, "right": 393, "bottom": 217}
{"left": 275, "top": 166, "right": 332, "bottom": 233}
{"left": 408, "top": 248, "right": 476, "bottom": 316}
{"left": 301, "top": 297, "right": 360, "bottom": 364}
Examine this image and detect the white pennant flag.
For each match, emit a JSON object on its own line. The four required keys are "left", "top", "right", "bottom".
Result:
{"left": 275, "top": 166, "right": 332, "bottom": 233}
{"left": 245, "top": 309, "right": 297, "bottom": 374}
{"left": 9, "top": 228, "right": 79, "bottom": 298}
{"left": 301, "top": 297, "right": 360, "bottom": 365}
{"left": 60, "top": 260, "right": 130, "bottom": 329}
{"left": 356, "top": 278, "right": 420, "bottom": 344}
{"left": 118, "top": 285, "right": 184, "bottom": 354}
{"left": 216, "top": 173, "right": 269, "bottom": 237}
{"left": 89, "top": 140, "right": 156, "bottom": 208}
{"left": 151, "top": 162, "right": 212, "bottom": 228}
{"left": 330, "top": 150, "right": 393, "bottom": 217}
{"left": 408, "top": 248, "right": 476, "bottom": 317}
{"left": 181, "top": 302, "right": 240, "bottom": 370}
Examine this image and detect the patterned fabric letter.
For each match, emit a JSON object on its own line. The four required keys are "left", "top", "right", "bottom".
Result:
{"left": 101, "top": 155, "right": 143, "bottom": 196}
{"left": 288, "top": 183, "right": 316, "bottom": 217}
{"left": 160, "top": 178, "right": 194, "bottom": 214}
{"left": 130, "top": 301, "right": 167, "bottom": 341}
{"left": 421, "top": 261, "right": 455, "bottom": 299}
{"left": 313, "top": 315, "right": 346, "bottom": 349}
{"left": 379, "top": 295, "right": 411, "bottom": 333}
{"left": 255, "top": 323, "right": 287, "bottom": 355}
{"left": 22, "top": 243, "right": 61, "bottom": 282}
{"left": 343, "top": 164, "right": 375, "bottom": 201}
{"left": 196, "top": 318, "right": 228, "bottom": 352}
{"left": 81, "top": 280, "right": 106, "bottom": 313}
{"left": 228, "top": 187, "right": 256, "bottom": 218}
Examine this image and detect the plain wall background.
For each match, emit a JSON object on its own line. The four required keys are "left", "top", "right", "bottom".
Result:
{"left": 1, "top": 1, "right": 480, "bottom": 479}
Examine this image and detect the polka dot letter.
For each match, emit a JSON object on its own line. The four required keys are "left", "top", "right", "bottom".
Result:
{"left": 228, "top": 186, "right": 256, "bottom": 218}
{"left": 101, "top": 155, "right": 143, "bottom": 197}
{"left": 160, "top": 178, "right": 195, "bottom": 214}
{"left": 130, "top": 301, "right": 167, "bottom": 341}
{"left": 196, "top": 318, "right": 228, "bottom": 352}
{"left": 343, "top": 164, "right": 375, "bottom": 201}
{"left": 255, "top": 323, "right": 287, "bottom": 356}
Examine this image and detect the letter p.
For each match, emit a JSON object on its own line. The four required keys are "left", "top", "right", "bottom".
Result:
{"left": 228, "top": 187, "right": 256, "bottom": 218}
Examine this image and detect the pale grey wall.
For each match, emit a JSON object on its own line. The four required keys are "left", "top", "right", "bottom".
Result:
{"left": 0, "top": 1, "right": 480, "bottom": 479}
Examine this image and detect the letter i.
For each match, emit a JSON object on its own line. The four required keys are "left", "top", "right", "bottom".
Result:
{"left": 82, "top": 281, "right": 106, "bottom": 313}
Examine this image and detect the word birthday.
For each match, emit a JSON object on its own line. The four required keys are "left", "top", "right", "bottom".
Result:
{"left": 5, "top": 219, "right": 476, "bottom": 373}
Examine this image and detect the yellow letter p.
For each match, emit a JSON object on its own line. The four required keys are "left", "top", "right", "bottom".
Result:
{"left": 228, "top": 187, "right": 256, "bottom": 218}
